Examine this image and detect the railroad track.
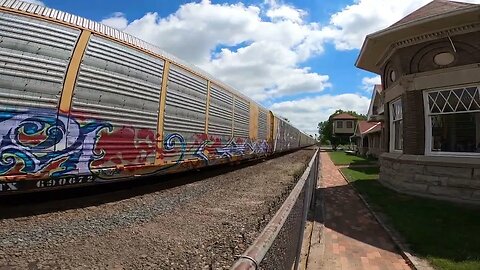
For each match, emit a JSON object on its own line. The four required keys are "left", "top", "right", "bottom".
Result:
{"left": 0, "top": 148, "right": 316, "bottom": 270}
{"left": 0, "top": 149, "right": 304, "bottom": 220}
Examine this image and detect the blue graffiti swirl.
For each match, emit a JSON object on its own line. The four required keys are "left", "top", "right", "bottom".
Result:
{"left": 164, "top": 133, "right": 186, "bottom": 162}
{"left": 15, "top": 116, "right": 66, "bottom": 149}
{"left": 0, "top": 110, "right": 111, "bottom": 177}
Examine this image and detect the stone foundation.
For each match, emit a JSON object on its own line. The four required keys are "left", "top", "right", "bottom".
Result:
{"left": 379, "top": 153, "right": 480, "bottom": 204}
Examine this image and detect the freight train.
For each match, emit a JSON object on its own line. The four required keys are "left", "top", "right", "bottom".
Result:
{"left": 0, "top": 0, "right": 315, "bottom": 194}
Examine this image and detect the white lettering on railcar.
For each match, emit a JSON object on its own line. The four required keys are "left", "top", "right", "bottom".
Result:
{"left": 0, "top": 182, "right": 18, "bottom": 192}
{"left": 36, "top": 175, "right": 95, "bottom": 188}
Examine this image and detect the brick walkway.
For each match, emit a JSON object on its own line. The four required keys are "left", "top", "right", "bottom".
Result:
{"left": 305, "top": 152, "right": 411, "bottom": 270}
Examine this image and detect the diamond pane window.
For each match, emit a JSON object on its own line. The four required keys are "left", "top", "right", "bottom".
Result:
{"left": 427, "top": 86, "right": 480, "bottom": 114}
{"left": 426, "top": 86, "right": 480, "bottom": 155}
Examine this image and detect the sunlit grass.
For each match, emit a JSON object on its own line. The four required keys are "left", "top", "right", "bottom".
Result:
{"left": 341, "top": 167, "right": 480, "bottom": 270}
{"left": 328, "top": 151, "right": 376, "bottom": 165}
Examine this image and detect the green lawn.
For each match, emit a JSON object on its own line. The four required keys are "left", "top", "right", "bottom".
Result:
{"left": 341, "top": 167, "right": 480, "bottom": 270}
{"left": 328, "top": 151, "right": 376, "bottom": 165}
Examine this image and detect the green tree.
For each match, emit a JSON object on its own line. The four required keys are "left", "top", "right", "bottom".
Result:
{"left": 317, "top": 121, "right": 330, "bottom": 144}
{"left": 318, "top": 109, "right": 366, "bottom": 149}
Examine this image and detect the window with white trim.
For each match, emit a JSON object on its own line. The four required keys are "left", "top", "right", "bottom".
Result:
{"left": 390, "top": 99, "right": 403, "bottom": 151}
{"left": 346, "top": 121, "right": 353, "bottom": 128}
{"left": 425, "top": 86, "right": 480, "bottom": 155}
{"left": 336, "top": 120, "right": 343, "bottom": 128}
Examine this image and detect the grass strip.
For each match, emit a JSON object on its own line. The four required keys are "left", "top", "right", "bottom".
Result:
{"left": 341, "top": 167, "right": 480, "bottom": 270}
{"left": 328, "top": 151, "right": 376, "bottom": 166}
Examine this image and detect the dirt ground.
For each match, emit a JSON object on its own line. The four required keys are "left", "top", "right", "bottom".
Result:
{"left": 0, "top": 148, "right": 315, "bottom": 270}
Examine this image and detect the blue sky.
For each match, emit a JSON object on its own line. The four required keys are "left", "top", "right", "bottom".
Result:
{"left": 42, "top": 0, "right": 371, "bottom": 97}
{"left": 32, "top": 0, "right": 475, "bottom": 134}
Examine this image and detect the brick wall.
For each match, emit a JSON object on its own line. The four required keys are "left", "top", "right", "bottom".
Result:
{"left": 382, "top": 104, "right": 390, "bottom": 153}
{"left": 402, "top": 91, "right": 425, "bottom": 155}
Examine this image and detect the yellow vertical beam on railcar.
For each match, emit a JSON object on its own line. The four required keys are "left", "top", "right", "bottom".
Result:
{"left": 205, "top": 80, "right": 211, "bottom": 134}
{"left": 58, "top": 30, "right": 91, "bottom": 113}
{"left": 269, "top": 111, "right": 275, "bottom": 143}
{"left": 269, "top": 111, "right": 276, "bottom": 151}
{"left": 231, "top": 96, "right": 236, "bottom": 137}
{"left": 249, "top": 103, "right": 258, "bottom": 140}
{"left": 155, "top": 60, "right": 171, "bottom": 165}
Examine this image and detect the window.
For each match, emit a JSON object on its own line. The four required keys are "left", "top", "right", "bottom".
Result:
{"left": 390, "top": 98, "right": 403, "bottom": 151}
{"left": 390, "top": 70, "right": 396, "bottom": 82}
{"left": 336, "top": 121, "right": 343, "bottom": 128}
{"left": 425, "top": 86, "right": 480, "bottom": 155}
{"left": 346, "top": 121, "right": 353, "bottom": 128}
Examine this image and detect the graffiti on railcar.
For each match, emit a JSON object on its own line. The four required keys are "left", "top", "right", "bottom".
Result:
{"left": 161, "top": 132, "right": 187, "bottom": 162}
{"left": 0, "top": 110, "right": 110, "bottom": 178}
{"left": 0, "top": 110, "right": 170, "bottom": 180}
{"left": 251, "top": 139, "right": 270, "bottom": 154}
{"left": 215, "top": 138, "right": 269, "bottom": 158}
{"left": 0, "top": 110, "right": 272, "bottom": 187}
{"left": 167, "top": 133, "right": 271, "bottom": 162}
{"left": 91, "top": 126, "right": 157, "bottom": 168}
{"left": 215, "top": 138, "right": 248, "bottom": 158}
{"left": 274, "top": 119, "right": 300, "bottom": 152}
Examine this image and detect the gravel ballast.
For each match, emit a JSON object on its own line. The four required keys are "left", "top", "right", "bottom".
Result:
{"left": 0, "top": 148, "right": 316, "bottom": 269}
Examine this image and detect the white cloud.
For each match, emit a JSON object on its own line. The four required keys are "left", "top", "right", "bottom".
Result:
{"left": 322, "top": 0, "right": 480, "bottom": 50}
{"left": 270, "top": 94, "right": 371, "bottom": 135}
{"left": 22, "top": 0, "right": 44, "bottom": 6}
{"left": 266, "top": 5, "right": 305, "bottom": 23}
{"left": 122, "top": 2, "right": 261, "bottom": 64}
{"left": 101, "top": 0, "right": 330, "bottom": 101}
{"left": 96, "top": 0, "right": 480, "bottom": 133}
{"left": 100, "top": 12, "right": 128, "bottom": 30}
{"left": 361, "top": 75, "right": 381, "bottom": 92}
{"left": 205, "top": 41, "right": 330, "bottom": 100}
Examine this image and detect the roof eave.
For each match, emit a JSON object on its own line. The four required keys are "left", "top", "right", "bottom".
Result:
{"left": 356, "top": 5, "right": 480, "bottom": 74}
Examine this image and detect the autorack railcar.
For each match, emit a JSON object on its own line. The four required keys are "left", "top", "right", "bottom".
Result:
{"left": 0, "top": 0, "right": 315, "bottom": 194}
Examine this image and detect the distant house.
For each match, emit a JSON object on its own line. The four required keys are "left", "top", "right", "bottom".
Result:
{"left": 332, "top": 113, "right": 357, "bottom": 136}
{"left": 350, "top": 84, "right": 385, "bottom": 157}
{"left": 356, "top": 0, "right": 480, "bottom": 203}
{"left": 351, "top": 120, "right": 382, "bottom": 157}
{"left": 367, "top": 84, "right": 384, "bottom": 122}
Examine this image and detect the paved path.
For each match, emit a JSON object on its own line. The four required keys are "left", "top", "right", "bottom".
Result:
{"left": 305, "top": 152, "right": 411, "bottom": 270}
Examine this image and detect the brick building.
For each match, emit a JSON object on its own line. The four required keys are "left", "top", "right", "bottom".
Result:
{"left": 356, "top": 0, "right": 480, "bottom": 203}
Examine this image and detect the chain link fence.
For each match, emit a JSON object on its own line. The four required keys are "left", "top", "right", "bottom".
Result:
{"left": 231, "top": 148, "right": 319, "bottom": 270}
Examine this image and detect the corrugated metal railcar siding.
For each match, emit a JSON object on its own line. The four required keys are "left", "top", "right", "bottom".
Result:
{"left": 0, "top": 12, "right": 78, "bottom": 111}
{"left": 163, "top": 64, "right": 207, "bottom": 161}
{"left": 277, "top": 119, "right": 285, "bottom": 152}
{"left": 0, "top": 12, "right": 79, "bottom": 167}
{"left": 208, "top": 84, "right": 233, "bottom": 137}
{"left": 275, "top": 118, "right": 295, "bottom": 152}
{"left": 72, "top": 35, "right": 163, "bottom": 168}
{"left": 233, "top": 97, "right": 250, "bottom": 141}
{"left": 291, "top": 126, "right": 300, "bottom": 149}
{"left": 258, "top": 110, "right": 268, "bottom": 140}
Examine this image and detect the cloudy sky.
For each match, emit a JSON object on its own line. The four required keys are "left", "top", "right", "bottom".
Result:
{"left": 30, "top": 0, "right": 480, "bottom": 135}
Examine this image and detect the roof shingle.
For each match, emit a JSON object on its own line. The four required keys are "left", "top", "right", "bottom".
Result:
{"left": 357, "top": 120, "right": 382, "bottom": 135}
{"left": 332, "top": 113, "right": 358, "bottom": 120}
{"left": 390, "top": 0, "right": 476, "bottom": 27}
